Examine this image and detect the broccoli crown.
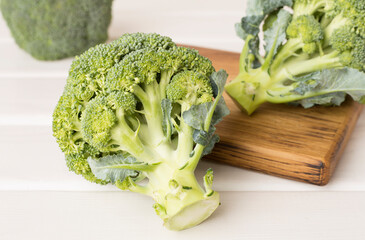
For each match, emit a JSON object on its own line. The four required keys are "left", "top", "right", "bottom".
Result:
{"left": 0, "top": 0, "right": 112, "bottom": 60}
{"left": 53, "top": 33, "right": 229, "bottom": 230}
{"left": 229, "top": 0, "right": 365, "bottom": 114}
{"left": 54, "top": 32, "right": 215, "bottom": 180}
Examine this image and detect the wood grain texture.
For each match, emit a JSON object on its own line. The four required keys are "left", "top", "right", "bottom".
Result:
{"left": 189, "top": 46, "right": 364, "bottom": 186}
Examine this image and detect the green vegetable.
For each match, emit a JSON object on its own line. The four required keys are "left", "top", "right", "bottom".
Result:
{"left": 52, "top": 33, "right": 230, "bottom": 230}
{"left": 227, "top": 0, "right": 365, "bottom": 114}
{"left": 0, "top": 0, "right": 113, "bottom": 60}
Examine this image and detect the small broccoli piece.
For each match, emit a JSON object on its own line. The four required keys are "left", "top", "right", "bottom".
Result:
{"left": 287, "top": 15, "right": 324, "bottom": 43}
{"left": 81, "top": 92, "right": 138, "bottom": 153}
{"left": 0, "top": 0, "right": 112, "bottom": 60}
{"left": 227, "top": 0, "right": 365, "bottom": 114}
{"left": 166, "top": 71, "right": 213, "bottom": 108}
{"left": 53, "top": 33, "right": 229, "bottom": 230}
{"left": 286, "top": 15, "right": 323, "bottom": 54}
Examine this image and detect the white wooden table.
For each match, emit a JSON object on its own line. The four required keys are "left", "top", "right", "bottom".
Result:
{"left": 1, "top": 1, "right": 365, "bottom": 239}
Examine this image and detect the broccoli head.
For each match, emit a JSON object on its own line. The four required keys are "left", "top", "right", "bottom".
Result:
{"left": 229, "top": 0, "right": 365, "bottom": 114}
{"left": 0, "top": 0, "right": 113, "bottom": 60}
{"left": 52, "top": 33, "right": 230, "bottom": 230}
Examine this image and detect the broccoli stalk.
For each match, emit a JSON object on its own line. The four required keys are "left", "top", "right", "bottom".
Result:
{"left": 53, "top": 33, "right": 229, "bottom": 230}
{"left": 227, "top": 0, "right": 365, "bottom": 114}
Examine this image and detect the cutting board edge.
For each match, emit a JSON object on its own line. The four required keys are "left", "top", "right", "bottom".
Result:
{"left": 320, "top": 103, "right": 364, "bottom": 185}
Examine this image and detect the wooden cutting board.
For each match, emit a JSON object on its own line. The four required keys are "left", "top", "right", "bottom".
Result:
{"left": 191, "top": 46, "right": 363, "bottom": 186}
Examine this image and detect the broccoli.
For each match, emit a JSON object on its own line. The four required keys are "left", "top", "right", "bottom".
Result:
{"left": 0, "top": 0, "right": 113, "bottom": 60}
{"left": 52, "top": 33, "right": 230, "bottom": 230}
{"left": 227, "top": 0, "right": 365, "bottom": 114}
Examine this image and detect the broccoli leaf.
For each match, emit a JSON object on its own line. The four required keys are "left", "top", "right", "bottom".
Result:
{"left": 183, "top": 103, "right": 211, "bottom": 130}
{"left": 210, "top": 70, "right": 231, "bottom": 126}
{"left": 246, "top": 0, "right": 293, "bottom": 16}
{"left": 264, "top": 9, "right": 292, "bottom": 56}
{"left": 211, "top": 98, "right": 230, "bottom": 126}
{"left": 292, "top": 72, "right": 322, "bottom": 95}
{"left": 236, "top": 16, "right": 263, "bottom": 39}
{"left": 192, "top": 127, "right": 220, "bottom": 156}
{"left": 291, "top": 68, "right": 365, "bottom": 103}
{"left": 193, "top": 129, "right": 211, "bottom": 146}
{"left": 293, "top": 93, "right": 346, "bottom": 108}
{"left": 236, "top": 0, "right": 293, "bottom": 40}
{"left": 88, "top": 154, "right": 157, "bottom": 184}
{"left": 210, "top": 69, "right": 228, "bottom": 97}
{"left": 202, "top": 134, "right": 220, "bottom": 156}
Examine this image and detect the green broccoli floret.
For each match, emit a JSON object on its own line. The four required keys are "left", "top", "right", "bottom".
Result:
{"left": 0, "top": 0, "right": 112, "bottom": 60}
{"left": 228, "top": 0, "right": 365, "bottom": 114}
{"left": 53, "top": 33, "right": 230, "bottom": 230}
{"left": 166, "top": 71, "right": 214, "bottom": 108}
{"left": 286, "top": 15, "right": 323, "bottom": 54}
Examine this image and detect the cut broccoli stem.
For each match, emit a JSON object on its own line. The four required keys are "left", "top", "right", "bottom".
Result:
{"left": 112, "top": 159, "right": 220, "bottom": 231}
{"left": 227, "top": 48, "right": 344, "bottom": 114}
{"left": 225, "top": 68, "right": 272, "bottom": 115}
{"left": 133, "top": 162, "right": 219, "bottom": 231}
{"left": 163, "top": 191, "right": 219, "bottom": 231}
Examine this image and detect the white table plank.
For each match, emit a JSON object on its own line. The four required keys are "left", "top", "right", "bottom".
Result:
{"left": 108, "top": 6, "right": 243, "bottom": 52}
{"left": 0, "top": 77, "right": 65, "bottom": 125}
{"left": 0, "top": 41, "right": 72, "bottom": 78}
{"left": 111, "top": 0, "right": 246, "bottom": 12}
{"left": 1, "top": 191, "right": 364, "bottom": 240}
